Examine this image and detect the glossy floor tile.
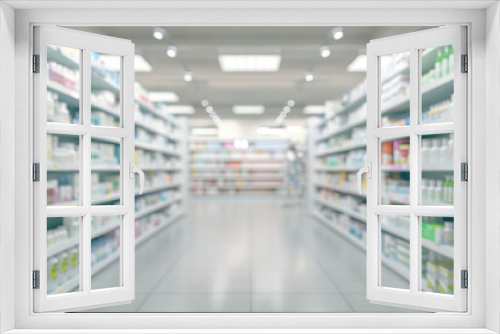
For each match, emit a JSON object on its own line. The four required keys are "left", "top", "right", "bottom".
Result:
{"left": 84, "top": 198, "right": 419, "bottom": 313}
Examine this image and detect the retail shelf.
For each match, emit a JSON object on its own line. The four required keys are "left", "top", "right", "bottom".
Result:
{"left": 47, "top": 46, "right": 79, "bottom": 70}
{"left": 191, "top": 185, "right": 284, "bottom": 190}
{"left": 135, "top": 99, "right": 180, "bottom": 128}
{"left": 381, "top": 223, "right": 454, "bottom": 258}
{"left": 140, "top": 166, "right": 181, "bottom": 172}
{"left": 47, "top": 165, "right": 120, "bottom": 172}
{"left": 135, "top": 142, "right": 180, "bottom": 156}
{"left": 314, "top": 183, "right": 366, "bottom": 198}
{"left": 313, "top": 211, "right": 366, "bottom": 250}
{"left": 313, "top": 211, "right": 410, "bottom": 281}
{"left": 318, "top": 94, "right": 367, "bottom": 127}
{"left": 381, "top": 164, "right": 453, "bottom": 172}
{"left": 135, "top": 212, "right": 184, "bottom": 246}
{"left": 381, "top": 193, "right": 410, "bottom": 205}
{"left": 316, "top": 118, "right": 367, "bottom": 143}
{"left": 190, "top": 158, "right": 283, "bottom": 163}
{"left": 315, "top": 142, "right": 366, "bottom": 157}
{"left": 191, "top": 175, "right": 284, "bottom": 181}
{"left": 47, "top": 81, "right": 80, "bottom": 108}
{"left": 135, "top": 119, "right": 181, "bottom": 141}
{"left": 315, "top": 166, "right": 363, "bottom": 172}
{"left": 190, "top": 147, "right": 287, "bottom": 152}
{"left": 190, "top": 166, "right": 284, "bottom": 171}
{"left": 91, "top": 183, "right": 181, "bottom": 205}
{"left": 315, "top": 198, "right": 366, "bottom": 222}
{"left": 135, "top": 197, "right": 181, "bottom": 219}
{"left": 381, "top": 73, "right": 454, "bottom": 116}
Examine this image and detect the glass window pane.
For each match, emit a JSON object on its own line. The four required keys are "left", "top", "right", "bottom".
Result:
{"left": 380, "top": 137, "right": 410, "bottom": 205}
{"left": 420, "top": 216, "right": 454, "bottom": 294}
{"left": 47, "top": 216, "right": 81, "bottom": 295}
{"left": 91, "top": 137, "right": 121, "bottom": 205}
{"left": 380, "top": 51, "right": 410, "bottom": 128}
{"left": 420, "top": 134, "right": 454, "bottom": 206}
{"left": 379, "top": 215, "right": 410, "bottom": 289}
{"left": 47, "top": 134, "right": 80, "bottom": 206}
{"left": 91, "top": 216, "right": 122, "bottom": 290}
{"left": 91, "top": 52, "right": 121, "bottom": 127}
{"left": 47, "top": 45, "right": 81, "bottom": 124}
{"left": 421, "top": 45, "right": 455, "bottom": 125}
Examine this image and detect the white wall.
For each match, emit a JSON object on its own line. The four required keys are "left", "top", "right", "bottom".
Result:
{"left": 0, "top": 2, "right": 16, "bottom": 333}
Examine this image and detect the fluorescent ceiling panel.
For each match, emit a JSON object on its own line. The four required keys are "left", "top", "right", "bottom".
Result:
{"left": 303, "top": 105, "right": 326, "bottom": 115}
{"left": 167, "top": 105, "right": 196, "bottom": 114}
{"left": 100, "top": 54, "right": 152, "bottom": 72}
{"left": 232, "top": 105, "right": 265, "bottom": 114}
{"left": 218, "top": 55, "right": 281, "bottom": 72}
{"left": 149, "top": 92, "right": 179, "bottom": 103}
{"left": 191, "top": 128, "right": 218, "bottom": 136}
{"left": 347, "top": 55, "right": 367, "bottom": 72}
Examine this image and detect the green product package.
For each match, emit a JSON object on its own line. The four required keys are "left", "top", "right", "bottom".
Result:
{"left": 421, "top": 222, "right": 444, "bottom": 242}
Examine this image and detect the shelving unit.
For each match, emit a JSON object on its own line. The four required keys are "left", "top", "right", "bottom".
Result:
{"left": 45, "top": 45, "right": 188, "bottom": 294}
{"left": 189, "top": 138, "right": 288, "bottom": 197}
{"left": 309, "top": 46, "right": 456, "bottom": 282}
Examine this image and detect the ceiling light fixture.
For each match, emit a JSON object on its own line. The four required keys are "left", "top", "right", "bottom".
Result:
{"left": 149, "top": 92, "right": 179, "bottom": 103}
{"left": 303, "top": 105, "right": 326, "bottom": 115}
{"left": 319, "top": 45, "right": 331, "bottom": 58}
{"left": 218, "top": 55, "right": 281, "bottom": 72}
{"left": 304, "top": 72, "right": 314, "bottom": 82}
{"left": 166, "top": 45, "right": 178, "bottom": 58}
{"left": 166, "top": 105, "right": 196, "bottom": 114}
{"left": 283, "top": 106, "right": 291, "bottom": 114}
{"left": 287, "top": 100, "right": 295, "bottom": 107}
{"left": 201, "top": 100, "right": 210, "bottom": 107}
{"left": 205, "top": 106, "right": 214, "bottom": 113}
{"left": 183, "top": 71, "right": 193, "bottom": 82}
{"left": 332, "top": 27, "right": 344, "bottom": 40}
{"left": 347, "top": 54, "right": 367, "bottom": 72}
{"left": 232, "top": 105, "right": 265, "bottom": 115}
{"left": 152, "top": 27, "right": 166, "bottom": 40}
{"left": 191, "top": 127, "right": 218, "bottom": 136}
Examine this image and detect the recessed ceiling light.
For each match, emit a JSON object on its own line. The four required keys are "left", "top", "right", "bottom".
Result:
{"left": 232, "top": 105, "right": 265, "bottom": 114}
{"left": 332, "top": 27, "right": 344, "bottom": 40}
{"left": 347, "top": 54, "right": 367, "bottom": 72}
{"left": 201, "top": 100, "right": 210, "bottom": 107}
{"left": 152, "top": 27, "right": 166, "bottom": 40}
{"left": 303, "top": 105, "right": 326, "bottom": 114}
{"left": 283, "top": 106, "right": 291, "bottom": 114}
{"left": 269, "top": 127, "right": 286, "bottom": 135}
{"left": 304, "top": 72, "right": 314, "bottom": 82}
{"left": 99, "top": 55, "right": 152, "bottom": 72}
{"left": 166, "top": 45, "right": 178, "bottom": 58}
{"left": 183, "top": 71, "right": 193, "bottom": 82}
{"left": 286, "top": 126, "right": 304, "bottom": 134}
{"left": 191, "top": 127, "right": 218, "bottom": 136}
{"left": 319, "top": 45, "right": 331, "bottom": 58}
{"left": 218, "top": 55, "right": 281, "bottom": 72}
{"left": 287, "top": 100, "right": 295, "bottom": 107}
{"left": 166, "top": 105, "right": 196, "bottom": 114}
{"left": 149, "top": 92, "right": 179, "bottom": 103}
{"left": 206, "top": 106, "right": 214, "bottom": 113}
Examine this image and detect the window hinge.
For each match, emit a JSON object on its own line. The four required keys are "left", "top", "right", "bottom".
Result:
{"left": 33, "top": 270, "right": 40, "bottom": 289}
{"left": 33, "top": 54, "right": 40, "bottom": 73}
{"left": 461, "top": 162, "right": 468, "bottom": 181}
{"left": 461, "top": 54, "right": 468, "bottom": 73}
{"left": 33, "top": 163, "right": 40, "bottom": 182}
{"left": 461, "top": 270, "right": 468, "bottom": 289}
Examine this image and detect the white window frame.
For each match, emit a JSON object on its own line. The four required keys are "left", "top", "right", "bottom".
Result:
{"left": 33, "top": 26, "right": 136, "bottom": 312}
{"left": 365, "top": 26, "right": 467, "bottom": 312}
{"left": 1, "top": 2, "right": 498, "bottom": 333}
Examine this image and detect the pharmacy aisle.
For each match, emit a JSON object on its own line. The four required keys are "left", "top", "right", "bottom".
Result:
{"left": 85, "top": 199, "right": 415, "bottom": 313}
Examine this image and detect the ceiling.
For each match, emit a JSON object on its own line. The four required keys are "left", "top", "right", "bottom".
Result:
{"left": 69, "top": 26, "right": 431, "bottom": 121}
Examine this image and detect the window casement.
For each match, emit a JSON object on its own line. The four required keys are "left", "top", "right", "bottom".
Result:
{"left": 33, "top": 26, "right": 139, "bottom": 312}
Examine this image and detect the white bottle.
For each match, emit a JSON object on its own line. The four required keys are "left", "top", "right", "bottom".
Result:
{"left": 448, "top": 134, "right": 454, "bottom": 167}
{"left": 428, "top": 180, "right": 436, "bottom": 204}
{"left": 440, "top": 138, "right": 448, "bottom": 164}
{"left": 68, "top": 247, "right": 79, "bottom": 279}
{"left": 443, "top": 176, "right": 451, "bottom": 204}
{"left": 421, "top": 179, "right": 429, "bottom": 205}
{"left": 434, "top": 180, "right": 444, "bottom": 205}
{"left": 442, "top": 221, "right": 454, "bottom": 246}
{"left": 47, "top": 257, "right": 59, "bottom": 294}
{"left": 430, "top": 139, "right": 441, "bottom": 166}
{"left": 57, "top": 251, "right": 69, "bottom": 284}
{"left": 421, "top": 139, "right": 431, "bottom": 168}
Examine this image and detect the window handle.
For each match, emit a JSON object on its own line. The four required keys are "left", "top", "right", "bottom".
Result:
{"left": 129, "top": 162, "right": 145, "bottom": 195}
{"left": 357, "top": 162, "right": 371, "bottom": 195}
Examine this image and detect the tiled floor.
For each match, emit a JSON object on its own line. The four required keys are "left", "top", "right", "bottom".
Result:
{"left": 86, "top": 198, "right": 415, "bottom": 313}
